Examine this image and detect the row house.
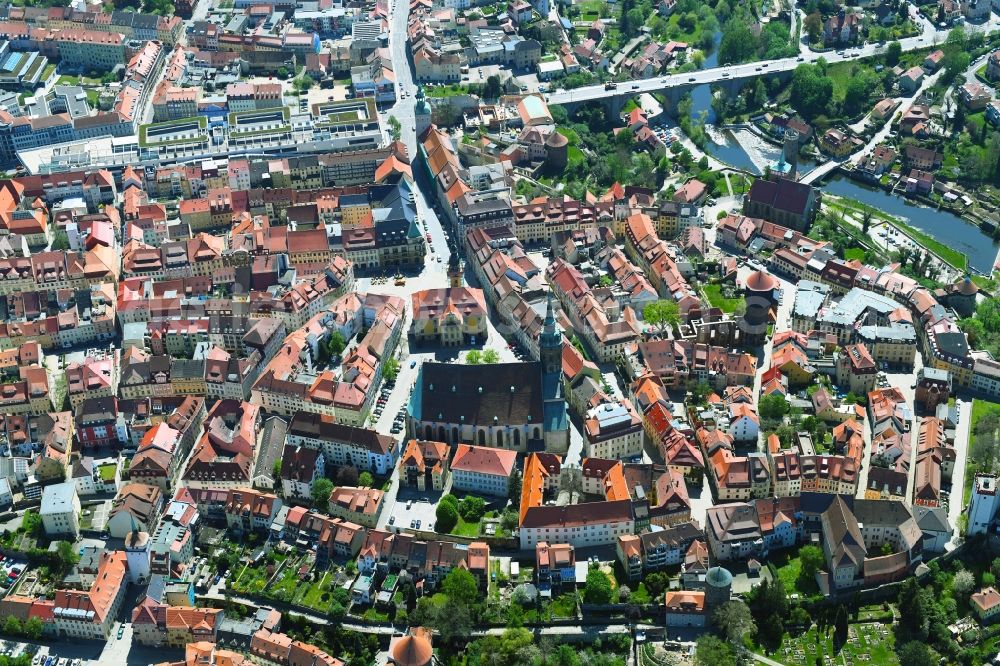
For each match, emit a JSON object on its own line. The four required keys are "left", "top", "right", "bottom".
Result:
{"left": 223, "top": 487, "right": 282, "bottom": 535}
{"left": 356, "top": 529, "right": 489, "bottom": 592}
{"left": 283, "top": 509, "right": 366, "bottom": 566}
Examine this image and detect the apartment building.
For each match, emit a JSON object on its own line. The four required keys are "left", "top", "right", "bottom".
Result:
{"left": 584, "top": 400, "right": 644, "bottom": 460}
{"left": 328, "top": 486, "right": 384, "bottom": 528}
{"left": 286, "top": 412, "right": 398, "bottom": 476}
{"left": 449, "top": 444, "right": 518, "bottom": 497}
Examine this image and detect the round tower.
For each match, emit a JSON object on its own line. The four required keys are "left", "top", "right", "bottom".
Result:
{"left": 742, "top": 269, "right": 779, "bottom": 340}
{"left": 124, "top": 530, "right": 151, "bottom": 585}
{"left": 705, "top": 566, "right": 733, "bottom": 609}
{"left": 544, "top": 130, "right": 569, "bottom": 171}
{"left": 783, "top": 128, "right": 800, "bottom": 181}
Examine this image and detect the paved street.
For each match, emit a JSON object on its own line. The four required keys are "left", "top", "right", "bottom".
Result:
{"left": 948, "top": 397, "right": 972, "bottom": 545}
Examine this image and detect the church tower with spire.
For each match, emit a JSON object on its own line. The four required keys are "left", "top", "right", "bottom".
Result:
{"left": 539, "top": 293, "right": 569, "bottom": 452}
{"left": 540, "top": 294, "right": 562, "bottom": 377}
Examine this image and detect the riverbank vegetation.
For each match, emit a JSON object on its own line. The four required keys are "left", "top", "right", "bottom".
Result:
{"left": 718, "top": 6, "right": 797, "bottom": 65}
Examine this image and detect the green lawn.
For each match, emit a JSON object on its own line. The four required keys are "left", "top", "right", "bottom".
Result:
{"left": 98, "top": 464, "right": 116, "bottom": 482}
{"left": 556, "top": 126, "right": 581, "bottom": 145}
{"left": 703, "top": 283, "right": 744, "bottom": 313}
{"left": 549, "top": 593, "right": 578, "bottom": 618}
{"left": 426, "top": 84, "right": 476, "bottom": 98}
{"left": 299, "top": 572, "right": 334, "bottom": 609}
{"left": 577, "top": 0, "right": 606, "bottom": 20}
{"left": 57, "top": 74, "right": 102, "bottom": 87}
{"left": 450, "top": 516, "right": 482, "bottom": 537}
{"left": 630, "top": 582, "right": 652, "bottom": 604}
{"left": 769, "top": 548, "right": 820, "bottom": 597}
{"left": 271, "top": 567, "right": 301, "bottom": 598}
{"left": 965, "top": 399, "right": 1000, "bottom": 504}
{"left": 843, "top": 247, "right": 866, "bottom": 262}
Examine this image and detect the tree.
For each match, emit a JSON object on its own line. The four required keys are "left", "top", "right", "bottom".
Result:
{"left": 953, "top": 569, "right": 975, "bottom": 597}
{"left": 689, "top": 380, "right": 714, "bottom": 404}
{"left": 443, "top": 567, "right": 479, "bottom": 608}
{"left": 694, "top": 635, "right": 736, "bottom": 666}
{"left": 644, "top": 572, "right": 670, "bottom": 598}
{"left": 886, "top": 40, "right": 902, "bottom": 67}
{"left": 643, "top": 300, "right": 681, "bottom": 333}
{"left": 718, "top": 17, "right": 756, "bottom": 65}
{"left": 336, "top": 465, "right": 359, "bottom": 486}
{"left": 326, "top": 332, "right": 346, "bottom": 358}
{"left": 583, "top": 567, "right": 614, "bottom": 604}
{"left": 403, "top": 580, "right": 418, "bottom": 612}
{"left": 799, "top": 545, "right": 825, "bottom": 581}
{"left": 483, "top": 75, "right": 503, "bottom": 100}
{"left": 466, "top": 350, "right": 483, "bottom": 365}
{"left": 804, "top": 11, "right": 823, "bottom": 43}
{"left": 458, "top": 495, "right": 486, "bottom": 522}
{"left": 790, "top": 63, "right": 834, "bottom": 119}
{"left": 311, "top": 478, "right": 334, "bottom": 510}
{"left": 759, "top": 394, "right": 790, "bottom": 420}
{"left": 834, "top": 604, "right": 849, "bottom": 645}
{"left": 382, "top": 358, "right": 399, "bottom": 381}
{"left": 3, "top": 615, "right": 21, "bottom": 637}
{"left": 618, "top": 585, "right": 631, "bottom": 602}
{"left": 712, "top": 600, "right": 755, "bottom": 645}
{"left": 508, "top": 467, "right": 522, "bottom": 509}
{"left": 358, "top": 471, "right": 374, "bottom": 487}
{"left": 294, "top": 75, "right": 315, "bottom": 94}
{"left": 435, "top": 500, "right": 459, "bottom": 532}
{"left": 23, "top": 616, "right": 42, "bottom": 640}
{"left": 843, "top": 75, "right": 872, "bottom": 117}
{"left": 897, "top": 641, "right": 937, "bottom": 666}
{"left": 50, "top": 229, "right": 70, "bottom": 251}
{"left": 21, "top": 510, "right": 42, "bottom": 537}
{"left": 861, "top": 210, "right": 873, "bottom": 235}
{"left": 482, "top": 349, "right": 500, "bottom": 364}
{"left": 54, "top": 540, "right": 79, "bottom": 578}
{"left": 272, "top": 459, "right": 282, "bottom": 489}
{"left": 897, "top": 578, "right": 930, "bottom": 640}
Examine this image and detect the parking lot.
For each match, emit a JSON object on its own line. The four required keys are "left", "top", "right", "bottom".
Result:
{"left": 0, "top": 555, "right": 26, "bottom": 594}
{"left": 386, "top": 491, "right": 442, "bottom": 534}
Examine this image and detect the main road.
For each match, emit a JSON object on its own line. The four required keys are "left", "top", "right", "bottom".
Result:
{"left": 384, "top": 0, "right": 453, "bottom": 271}
{"left": 546, "top": 16, "right": 1000, "bottom": 107}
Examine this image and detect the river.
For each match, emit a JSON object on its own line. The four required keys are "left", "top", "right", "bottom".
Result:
{"left": 822, "top": 176, "right": 998, "bottom": 274}
{"left": 684, "top": 31, "right": 998, "bottom": 274}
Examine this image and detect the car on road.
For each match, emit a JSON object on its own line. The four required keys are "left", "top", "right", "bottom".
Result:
{"left": 388, "top": 516, "right": 395, "bottom": 525}
{"left": 410, "top": 360, "right": 417, "bottom": 368}
{"left": 406, "top": 500, "right": 413, "bottom": 509}
{"left": 117, "top": 625, "right": 124, "bottom": 640}
{"left": 688, "top": 77, "right": 696, "bottom": 82}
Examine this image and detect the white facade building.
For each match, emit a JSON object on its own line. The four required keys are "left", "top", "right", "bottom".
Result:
{"left": 40, "top": 481, "right": 81, "bottom": 538}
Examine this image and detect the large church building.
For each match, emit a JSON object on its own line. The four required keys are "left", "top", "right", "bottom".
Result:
{"left": 406, "top": 298, "right": 570, "bottom": 454}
